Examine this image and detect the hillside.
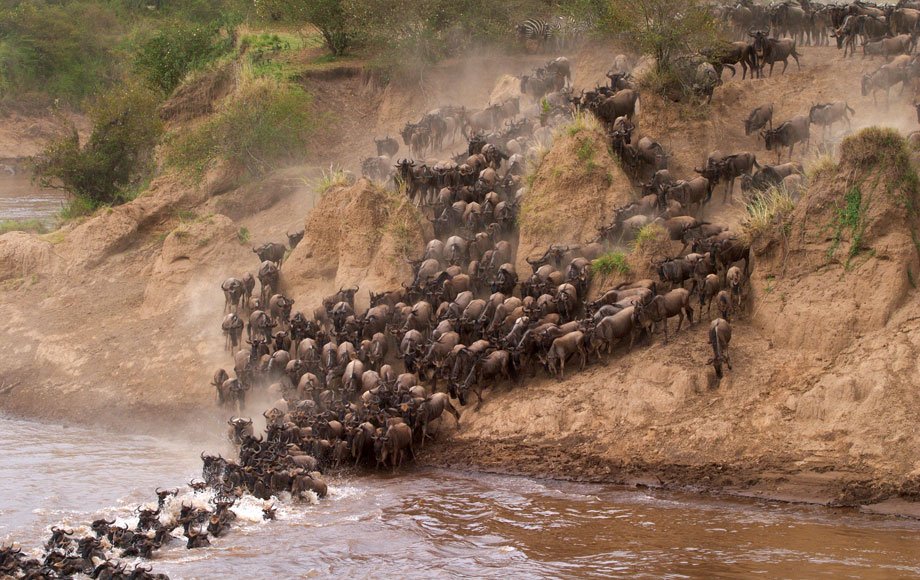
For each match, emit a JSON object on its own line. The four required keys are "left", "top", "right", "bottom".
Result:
{"left": 423, "top": 128, "right": 920, "bottom": 514}
{"left": 2, "top": 40, "right": 920, "bottom": 514}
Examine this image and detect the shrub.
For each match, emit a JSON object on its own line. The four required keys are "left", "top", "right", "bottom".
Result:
{"left": 237, "top": 226, "right": 250, "bottom": 244}
{"left": 34, "top": 83, "right": 163, "bottom": 207}
{"left": 166, "top": 78, "right": 317, "bottom": 176}
{"left": 134, "top": 20, "right": 236, "bottom": 94}
{"left": 593, "top": 251, "right": 630, "bottom": 275}
{"left": 0, "top": 1, "right": 121, "bottom": 101}
{"left": 254, "top": 0, "right": 350, "bottom": 55}
{"left": 633, "top": 223, "right": 666, "bottom": 252}
{"left": 600, "top": 0, "right": 721, "bottom": 73}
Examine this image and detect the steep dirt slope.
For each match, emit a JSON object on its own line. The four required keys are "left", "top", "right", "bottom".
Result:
{"left": 424, "top": 128, "right": 920, "bottom": 513}
{"left": 281, "top": 179, "right": 428, "bottom": 312}
{"left": 516, "top": 120, "right": 633, "bottom": 272}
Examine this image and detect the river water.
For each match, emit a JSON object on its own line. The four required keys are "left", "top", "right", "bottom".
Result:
{"left": 0, "top": 173, "right": 68, "bottom": 223}
{"left": 1, "top": 415, "right": 919, "bottom": 579}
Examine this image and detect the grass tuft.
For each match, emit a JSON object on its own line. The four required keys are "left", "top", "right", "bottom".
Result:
{"left": 593, "top": 251, "right": 630, "bottom": 275}
{"left": 744, "top": 186, "right": 798, "bottom": 239}
{"left": 316, "top": 165, "right": 352, "bottom": 195}
{"left": 0, "top": 218, "right": 49, "bottom": 235}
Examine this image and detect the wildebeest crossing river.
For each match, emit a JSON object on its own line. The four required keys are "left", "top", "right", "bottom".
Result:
{"left": 2, "top": 415, "right": 920, "bottom": 579}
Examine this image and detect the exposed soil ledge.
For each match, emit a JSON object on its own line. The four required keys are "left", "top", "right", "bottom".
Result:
{"left": 418, "top": 437, "right": 920, "bottom": 519}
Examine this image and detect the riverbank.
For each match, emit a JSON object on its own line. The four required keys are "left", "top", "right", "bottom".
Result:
{"left": 2, "top": 44, "right": 920, "bottom": 519}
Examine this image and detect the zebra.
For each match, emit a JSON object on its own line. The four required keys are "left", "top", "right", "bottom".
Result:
{"left": 517, "top": 18, "right": 554, "bottom": 52}
{"left": 550, "top": 16, "right": 586, "bottom": 52}
{"left": 517, "top": 17, "right": 585, "bottom": 52}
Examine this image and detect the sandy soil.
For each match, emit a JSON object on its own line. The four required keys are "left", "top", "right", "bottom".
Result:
{"left": 2, "top": 44, "right": 920, "bottom": 515}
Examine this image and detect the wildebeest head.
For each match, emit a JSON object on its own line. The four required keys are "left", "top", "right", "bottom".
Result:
{"left": 748, "top": 28, "right": 768, "bottom": 58}
{"left": 761, "top": 128, "right": 777, "bottom": 151}
{"left": 860, "top": 73, "right": 871, "bottom": 97}
{"left": 399, "top": 124, "right": 416, "bottom": 146}
{"left": 286, "top": 229, "right": 304, "bottom": 250}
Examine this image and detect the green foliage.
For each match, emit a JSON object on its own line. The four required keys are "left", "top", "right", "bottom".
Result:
{"left": 35, "top": 83, "right": 163, "bottom": 207}
{"left": 134, "top": 19, "right": 236, "bottom": 94}
{"left": 0, "top": 1, "right": 122, "bottom": 101}
{"left": 827, "top": 186, "right": 870, "bottom": 269}
{"left": 633, "top": 223, "right": 665, "bottom": 251}
{"left": 593, "top": 252, "right": 630, "bottom": 275}
{"left": 167, "top": 78, "right": 317, "bottom": 176}
{"left": 0, "top": 218, "right": 47, "bottom": 235}
{"left": 58, "top": 196, "right": 99, "bottom": 221}
{"left": 237, "top": 226, "right": 250, "bottom": 244}
{"left": 600, "top": 0, "right": 720, "bottom": 71}
{"left": 254, "top": 0, "right": 350, "bottom": 55}
{"left": 576, "top": 138, "right": 595, "bottom": 163}
{"left": 244, "top": 32, "right": 306, "bottom": 81}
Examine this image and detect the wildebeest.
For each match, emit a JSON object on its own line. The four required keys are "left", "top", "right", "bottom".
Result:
{"left": 808, "top": 102, "right": 854, "bottom": 140}
{"left": 592, "top": 88, "right": 640, "bottom": 124}
{"left": 762, "top": 115, "right": 811, "bottom": 162}
{"left": 862, "top": 34, "right": 913, "bottom": 60}
{"left": 634, "top": 288, "right": 694, "bottom": 343}
{"left": 542, "top": 330, "right": 588, "bottom": 380}
{"left": 749, "top": 30, "right": 801, "bottom": 76}
{"left": 744, "top": 103, "right": 773, "bottom": 136}
{"left": 861, "top": 64, "right": 909, "bottom": 105}
{"left": 253, "top": 242, "right": 286, "bottom": 266}
{"left": 706, "top": 318, "right": 733, "bottom": 379}
{"left": 374, "top": 136, "right": 399, "bottom": 158}
{"left": 286, "top": 229, "right": 304, "bottom": 250}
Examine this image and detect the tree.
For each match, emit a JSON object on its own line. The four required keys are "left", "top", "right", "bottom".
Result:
{"left": 254, "top": 0, "right": 351, "bottom": 55}
{"left": 601, "top": 0, "right": 721, "bottom": 73}
{"left": 35, "top": 84, "right": 163, "bottom": 206}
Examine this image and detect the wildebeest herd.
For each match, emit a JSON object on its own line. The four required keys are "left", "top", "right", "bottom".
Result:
{"left": 7, "top": 1, "right": 920, "bottom": 577}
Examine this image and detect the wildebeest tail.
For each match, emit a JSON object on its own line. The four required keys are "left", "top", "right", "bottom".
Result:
{"left": 845, "top": 102, "right": 855, "bottom": 115}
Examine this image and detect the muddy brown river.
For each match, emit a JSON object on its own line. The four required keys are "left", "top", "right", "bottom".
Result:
{"left": 0, "top": 173, "right": 67, "bottom": 223}
{"left": 1, "top": 416, "right": 919, "bottom": 579}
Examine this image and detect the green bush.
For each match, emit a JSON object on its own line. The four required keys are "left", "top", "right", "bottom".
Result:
{"left": 134, "top": 19, "right": 236, "bottom": 94}
{"left": 35, "top": 83, "right": 163, "bottom": 207}
{"left": 593, "top": 251, "right": 630, "bottom": 275}
{"left": 166, "top": 78, "right": 317, "bottom": 176}
{"left": 0, "top": 1, "right": 122, "bottom": 101}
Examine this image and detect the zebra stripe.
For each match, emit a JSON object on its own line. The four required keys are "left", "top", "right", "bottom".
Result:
{"left": 517, "top": 18, "right": 554, "bottom": 43}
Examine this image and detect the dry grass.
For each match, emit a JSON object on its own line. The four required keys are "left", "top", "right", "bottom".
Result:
{"left": 558, "top": 109, "right": 603, "bottom": 139}
{"left": 316, "top": 165, "right": 352, "bottom": 195}
{"left": 744, "top": 186, "right": 798, "bottom": 239}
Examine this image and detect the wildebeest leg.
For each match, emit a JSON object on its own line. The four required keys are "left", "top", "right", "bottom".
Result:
{"left": 781, "top": 59, "right": 788, "bottom": 74}
{"left": 793, "top": 54, "right": 801, "bottom": 70}
{"left": 686, "top": 305, "right": 695, "bottom": 326}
